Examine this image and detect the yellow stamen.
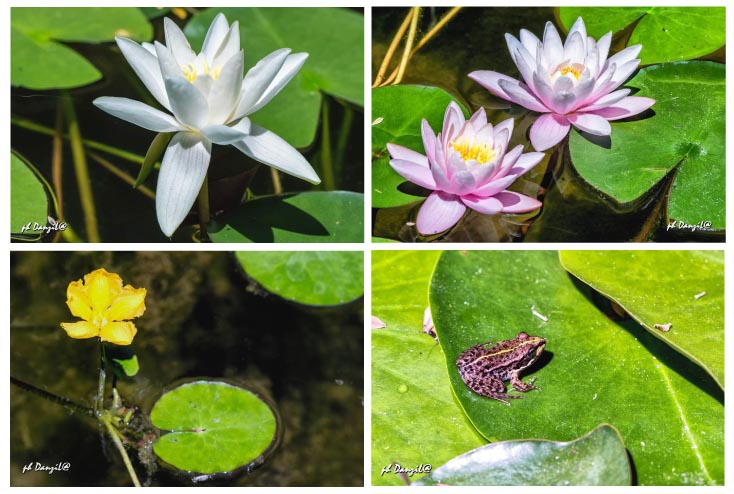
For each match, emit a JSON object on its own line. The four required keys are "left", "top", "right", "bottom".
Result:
{"left": 450, "top": 136, "right": 496, "bottom": 164}
{"left": 180, "top": 60, "right": 222, "bottom": 83}
{"left": 553, "top": 62, "right": 585, "bottom": 80}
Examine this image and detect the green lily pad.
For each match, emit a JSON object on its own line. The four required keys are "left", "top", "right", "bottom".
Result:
{"left": 569, "top": 61, "right": 725, "bottom": 230}
{"left": 559, "top": 250, "right": 723, "bottom": 389}
{"left": 11, "top": 7, "right": 152, "bottom": 89}
{"left": 151, "top": 380, "right": 278, "bottom": 476}
{"left": 558, "top": 7, "right": 726, "bottom": 65}
{"left": 207, "top": 191, "right": 363, "bottom": 243}
{"left": 372, "top": 85, "right": 467, "bottom": 208}
{"left": 430, "top": 250, "right": 723, "bottom": 486}
{"left": 235, "top": 251, "right": 363, "bottom": 306}
{"left": 371, "top": 251, "right": 485, "bottom": 486}
{"left": 415, "top": 424, "right": 630, "bottom": 486}
{"left": 11, "top": 151, "right": 52, "bottom": 237}
{"left": 185, "top": 8, "right": 363, "bottom": 147}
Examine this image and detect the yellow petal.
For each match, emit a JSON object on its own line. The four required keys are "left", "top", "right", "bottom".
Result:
{"left": 61, "top": 321, "right": 99, "bottom": 339}
{"left": 66, "top": 279, "right": 92, "bottom": 320}
{"left": 85, "top": 269, "right": 123, "bottom": 312}
{"left": 100, "top": 321, "right": 137, "bottom": 346}
{"left": 107, "top": 286, "right": 147, "bottom": 321}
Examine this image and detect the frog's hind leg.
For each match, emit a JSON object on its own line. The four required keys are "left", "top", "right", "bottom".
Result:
{"left": 461, "top": 374, "right": 520, "bottom": 406}
{"left": 510, "top": 373, "right": 540, "bottom": 393}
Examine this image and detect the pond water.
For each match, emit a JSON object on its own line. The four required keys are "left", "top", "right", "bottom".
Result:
{"left": 10, "top": 251, "right": 363, "bottom": 486}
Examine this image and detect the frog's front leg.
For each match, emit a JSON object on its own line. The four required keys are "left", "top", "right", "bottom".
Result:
{"left": 462, "top": 374, "right": 521, "bottom": 406}
{"left": 510, "top": 372, "right": 540, "bottom": 393}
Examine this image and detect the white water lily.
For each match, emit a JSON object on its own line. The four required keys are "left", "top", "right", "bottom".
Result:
{"left": 94, "top": 13, "right": 320, "bottom": 236}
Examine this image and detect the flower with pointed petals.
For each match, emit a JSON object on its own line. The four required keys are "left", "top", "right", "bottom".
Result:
{"left": 60, "top": 269, "right": 146, "bottom": 346}
{"left": 387, "top": 102, "right": 545, "bottom": 236}
{"left": 93, "top": 13, "right": 320, "bottom": 236}
{"left": 469, "top": 17, "right": 655, "bottom": 152}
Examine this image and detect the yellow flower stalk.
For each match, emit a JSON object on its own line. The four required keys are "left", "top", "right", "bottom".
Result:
{"left": 60, "top": 268, "right": 146, "bottom": 346}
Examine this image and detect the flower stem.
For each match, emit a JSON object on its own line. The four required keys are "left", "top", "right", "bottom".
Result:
{"left": 334, "top": 101, "right": 353, "bottom": 186}
{"left": 320, "top": 98, "right": 336, "bottom": 190}
{"left": 198, "top": 174, "right": 210, "bottom": 241}
{"left": 373, "top": 8, "right": 415, "bottom": 87}
{"left": 270, "top": 168, "right": 282, "bottom": 195}
{"left": 394, "top": 7, "right": 421, "bottom": 85}
{"left": 101, "top": 414, "right": 142, "bottom": 487}
{"left": 10, "top": 376, "right": 94, "bottom": 416}
{"left": 51, "top": 100, "right": 65, "bottom": 242}
{"left": 61, "top": 92, "right": 100, "bottom": 242}
{"left": 96, "top": 343, "right": 107, "bottom": 416}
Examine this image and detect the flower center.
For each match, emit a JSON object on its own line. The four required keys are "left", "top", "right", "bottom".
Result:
{"left": 450, "top": 137, "right": 496, "bottom": 164}
{"left": 180, "top": 61, "right": 222, "bottom": 83}
{"left": 91, "top": 312, "right": 108, "bottom": 329}
{"left": 551, "top": 62, "right": 585, "bottom": 81}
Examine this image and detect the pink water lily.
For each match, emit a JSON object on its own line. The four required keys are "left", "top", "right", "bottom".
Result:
{"left": 387, "top": 102, "right": 544, "bottom": 236}
{"left": 469, "top": 17, "right": 655, "bottom": 151}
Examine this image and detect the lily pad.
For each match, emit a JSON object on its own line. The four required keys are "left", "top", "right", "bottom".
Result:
{"left": 559, "top": 250, "right": 723, "bottom": 389}
{"left": 430, "top": 250, "right": 723, "bottom": 486}
{"left": 11, "top": 7, "right": 152, "bottom": 89}
{"left": 415, "top": 424, "right": 630, "bottom": 486}
{"left": 235, "top": 251, "right": 363, "bottom": 306}
{"left": 371, "top": 251, "right": 485, "bottom": 486}
{"left": 372, "top": 85, "right": 467, "bottom": 208}
{"left": 207, "top": 191, "right": 363, "bottom": 243}
{"left": 558, "top": 7, "right": 726, "bottom": 65}
{"left": 185, "top": 8, "right": 363, "bottom": 147}
{"left": 151, "top": 380, "right": 279, "bottom": 476}
{"left": 11, "top": 151, "right": 52, "bottom": 237}
{"left": 569, "top": 61, "right": 725, "bottom": 230}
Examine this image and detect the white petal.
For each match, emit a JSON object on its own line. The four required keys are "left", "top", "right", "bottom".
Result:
{"left": 208, "top": 50, "right": 244, "bottom": 124}
{"left": 164, "top": 17, "right": 195, "bottom": 65}
{"left": 212, "top": 21, "right": 241, "bottom": 68}
{"left": 156, "top": 133, "right": 212, "bottom": 237}
{"left": 93, "top": 97, "right": 182, "bottom": 132}
{"left": 238, "top": 52, "right": 309, "bottom": 118}
{"left": 115, "top": 37, "right": 169, "bottom": 110}
{"left": 201, "top": 13, "right": 230, "bottom": 62}
{"left": 235, "top": 48, "right": 290, "bottom": 118}
{"left": 232, "top": 123, "right": 320, "bottom": 184}
{"left": 200, "top": 124, "right": 248, "bottom": 145}
{"left": 164, "top": 76, "right": 209, "bottom": 130}
{"left": 155, "top": 41, "right": 182, "bottom": 81}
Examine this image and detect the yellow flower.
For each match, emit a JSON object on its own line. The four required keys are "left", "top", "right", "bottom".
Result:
{"left": 60, "top": 268, "right": 146, "bottom": 346}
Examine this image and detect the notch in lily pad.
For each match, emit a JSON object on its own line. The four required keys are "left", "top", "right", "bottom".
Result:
{"left": 150, "top": 379, "right": 281, "bottom": 482}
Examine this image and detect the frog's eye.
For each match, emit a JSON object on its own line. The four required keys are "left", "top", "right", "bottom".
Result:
{"left": 517, "top": 332, "right": 529, "bottom": 339}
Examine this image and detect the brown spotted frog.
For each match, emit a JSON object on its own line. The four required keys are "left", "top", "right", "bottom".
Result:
{"left": 456, "top": 332, "right": 546, "bottom": 405}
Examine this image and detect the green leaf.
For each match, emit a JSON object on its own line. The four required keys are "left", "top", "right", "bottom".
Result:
{"left": 136, "top": 132, "right": 171, "bottom": 188}
{"left": 372, "top": 85, "right": 467, "bottom": 208}
{"left": 235, "top": 251, "right": 363, "bottom": 306}
{"left": 415, "top": 424, "right": 630, "bottom": 486}
{"left": 371, "top": 251, "right": 485, "bottom": 486}
{"left": 430, "top": 250, "right": 723, "bottom": 486}
{"left": 207, "top": 191, "right": 363, "bottom": 243}
{"left": 185, "top": 8, "right": 363, "bottom": 147}
{"left": 11, "top": 151, "right": 52, "bottom": 236}
{"left": 559, "top": 250, "right": 723, "bottom": 389}
{"left": 11, "top": 7, "right": 152, "bottom": 89}
{"left": 151, "top": 380, "right": 278, "bottom": 475}
{"left": 139, "top": 7, "right": 173, "bottom": 19}
{"left": 558, "top": 7, "right": 726, "bottom": 65}
{"left": 106, "top": 345, "right": 139, "bottom": 378}
{"left": 569, "top": 61, "right": 725, "bottom": 230}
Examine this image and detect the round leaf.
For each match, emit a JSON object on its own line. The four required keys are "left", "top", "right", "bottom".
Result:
{"left": 558, "top": 7, "right": 726, "bottom": 65}
{"left": 185, "top": 8, "right": 363, "bottom": 147}
{"left": 569, "top": 61, "right": 725, "bottom": 230}
{"left": 235, "top": 251, "right": 363, "bottom": 306}
{"left": 151, "top": 380, "right": 279, "bottom": 476}
{"left": 207, "top": 191, "right": 363, "bottom": 243}
{"left": 430, "top": 250, "right": 723, "bottom": 486}
{"left": 559, "top": 251, "right": 723, "bottom": 389}
{"left": 415, "top": 424, "right": 631, "bottom": 486}
{"left": 372, "top": 85, "right": 467, "bottom": 208}
{"left": 11, "top": 152, "right": 51, "bottom": 236}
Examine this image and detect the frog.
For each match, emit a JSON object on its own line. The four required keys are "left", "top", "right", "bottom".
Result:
{"left": 456, "top": 332, "right": 546, "bottom": 405}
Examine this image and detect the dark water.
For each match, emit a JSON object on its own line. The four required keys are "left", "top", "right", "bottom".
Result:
{"left": 10, "top": 251, "right": 364, "bottom": 486}
{"left": 372, "top": 7, "right": 724, "bottom": 242}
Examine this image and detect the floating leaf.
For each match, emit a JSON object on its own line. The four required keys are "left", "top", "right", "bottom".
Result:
{"left": 569, "top": 61, "right": 725, "bottom": 230}
{"left": 151, "top": 380, "right": 278, "bottom": 476}
{"left": 185, "top": 8, "right": 363, "bottom": 147}
{"left": 559, "top": 250, "right": 723, "bottom": 389}
{"left": 11, "top": 151, "right": 52, "bottom": 238}
{"left": 207, "top": 191, "right": 363, "bottom": 243}
{"left": 558, "top": 7, "right": 726, "bottom": 65}
{"left": 415, "top": 424, "right": 630, "bottom": 486}
{"left": 11, "top": 7, "right": 152, "bottom": 89}
{"left": 236, "top": 251, "right": 363, "bottom": 306}
{"left": 372, "top": 85, "right": 467, "bottom": 208}
{"left": 430, "top": 250, "right": 723, "bottom": 485}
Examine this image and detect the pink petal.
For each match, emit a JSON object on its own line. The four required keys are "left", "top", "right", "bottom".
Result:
{"left": 389, "top": 159, "right": 438, "bottom": 190}
{"left": 542, "top": 21, "right": 563, "bottom": 63}
{"left": 472, "top": 173, "right": 516, "bottom": 197}
{"left": 468, "top": 71, "right": 520, "bottom": 102}
{"left": 461, "top": 194, "right": 503, "bottom": 215}
{"left": 371, "top": 316, "right": 387, "bottom": 329}
{"left": 596, "top": 33, "right": 612, "bottom": 66}
{"left": 493, "top": 117, "right": 514, "bottom": 139}
{"left": 590, "top": 96, "right": 655, "bottom": 121}
{"left": 386, "top": 143, "right": 428, "bottom": 166}
{"left": 498, "top": 80, "right": 550, "bottom": 113}
{"left": 509, "top": 151, "right": 545, "bottom": 176}
{"left": 442, "top": 102, "right": 465, "bottom": 144}
{"left": 529, "top": 114, "right": 571, "bottom": 151}
{"left": 519, "top": 29, "right": 541, "bottom": 56}
{"left": 607, "top": 59, "right": 641, "bottom": 91}
{"left": 606, "top": 44, "right": 642, "bottom": 70}
{"left": 496, "top": 190, "right": 543, "bottom": 214}
{"left": 421, "top": 119, "right": 438, "bottom": 166}
{"left": 416, "top": 191, "right": 467, "bottom": 235}
{"left": 468, "top": 107, "right": 488, "bottom": 129}
{"left": 579, "top": 89, "right": 631, "bottom": 112}
{"left": 563, "top": 30, "right": 585, "bottom": 63}
{"left": 567, "top": 113, "right": 612, "bottom": 136}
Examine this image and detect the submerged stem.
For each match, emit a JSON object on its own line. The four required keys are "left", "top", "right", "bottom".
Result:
{"left": 52, "top": 100, "right": 64, "bottom": 240}
{"left": 394, "top": 7, "right": 421, "bottom": 85}
{"left": 96, "top": 343, "right": 107, "bottom": 416}
{"left": 373, "top": 8, "right": 415, "bottom": 87}
{"left": 320, "top": 98, "right": 335, "bottom": 190}
{"left": 87, "top": 152, "right": 155, "bottom": 200}
{"left": 198, "top": 174, "right": 210, "bottom": 241}
{"left": 10, "top": 376, "right": 94, "bottom": 416}
{"left": 101, "top": 415, "right": 141, "bottom": 487}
